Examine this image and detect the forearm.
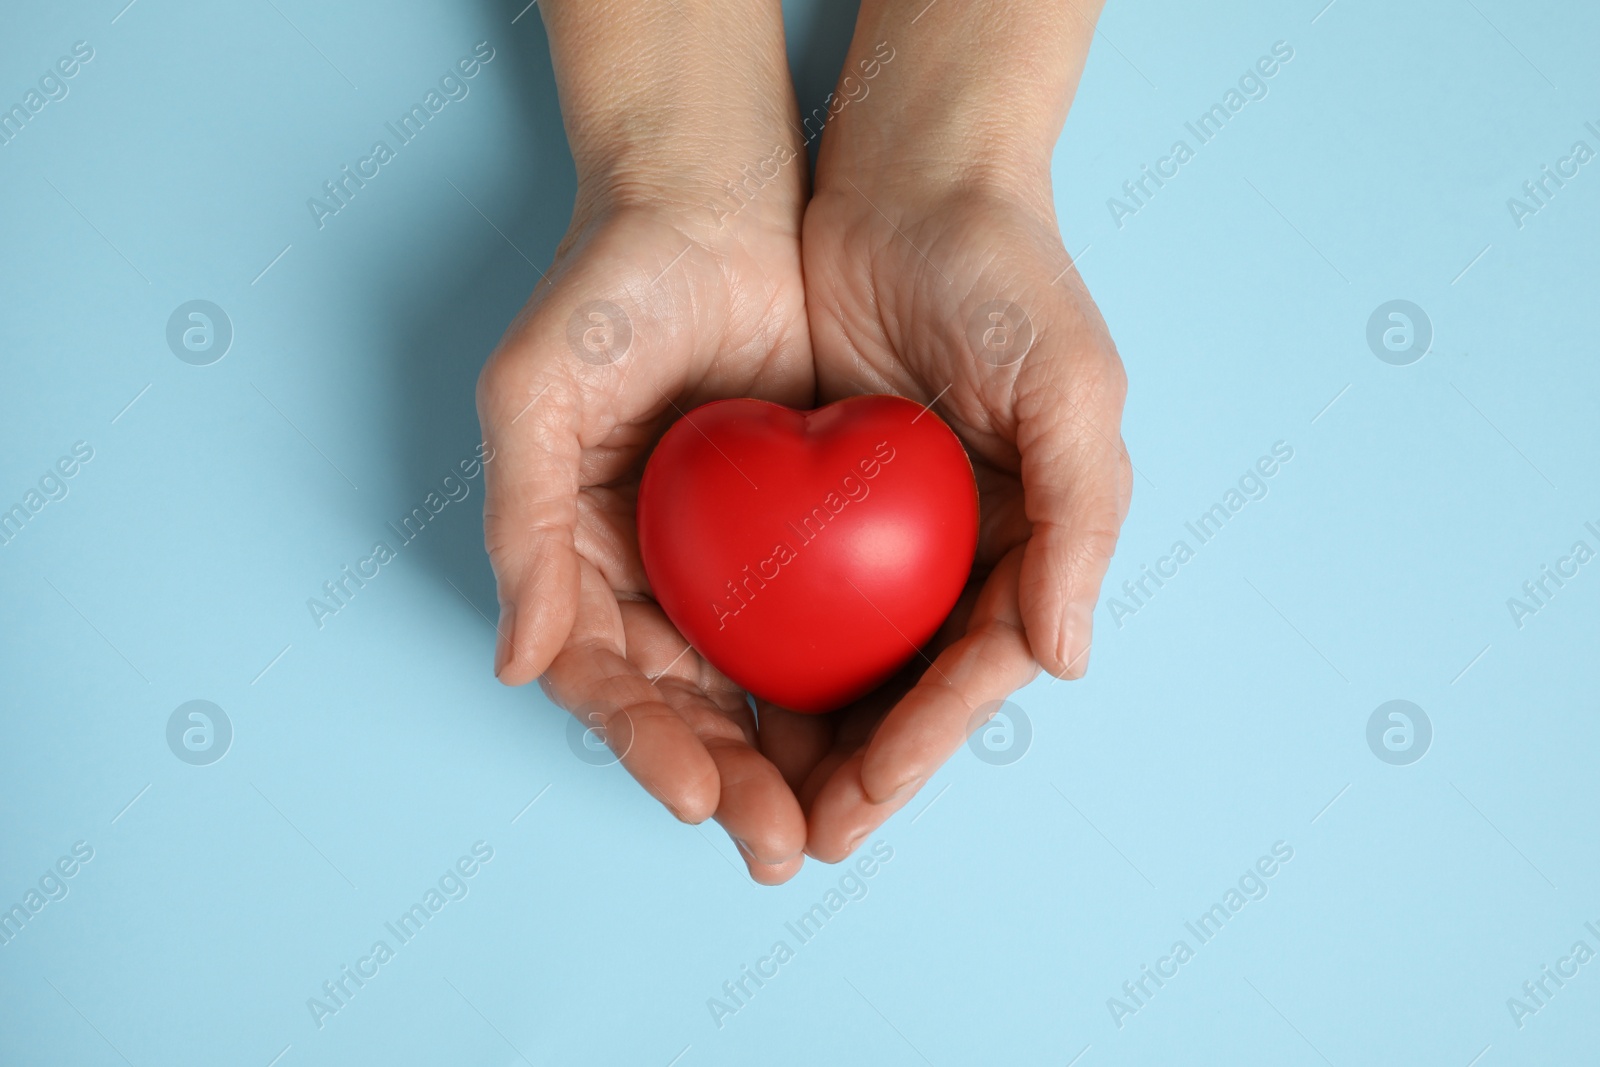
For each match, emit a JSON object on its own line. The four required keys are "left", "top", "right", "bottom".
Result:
{"left": 540, "top": 0, "right": 806, "bottom": 229}
{"left": 816, "top": 0, "right": 1102, "bottom": 204}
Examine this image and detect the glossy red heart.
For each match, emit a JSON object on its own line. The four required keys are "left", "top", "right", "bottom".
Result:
{"left": 637, "top": 395, "right": 978, "bottom": 713}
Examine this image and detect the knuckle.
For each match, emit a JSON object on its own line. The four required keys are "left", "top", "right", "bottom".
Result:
{"left": 1062, "top": 496, "right": 1126, "bottom": 578}
{"left": 1100, "top": 350, "right": 1129, "bottom": 406}
{"left": 1072, "top": 522, "right": 1123, "bottom": 570}
{"left": 1115, "top": 445, "right": 1135, "bottom": 515}
{"left": 1071, "top": 350, "right": 1127, "bottom": 413}
{"left": 477, "top": 340, "right": 566, "bottom": 428}
{"left": 476, "top": 353, "right": 529, "bottom": 416}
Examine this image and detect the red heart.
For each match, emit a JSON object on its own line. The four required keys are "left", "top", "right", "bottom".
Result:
{"left": 638, "top": 395, "right": 978, "bottom": 713}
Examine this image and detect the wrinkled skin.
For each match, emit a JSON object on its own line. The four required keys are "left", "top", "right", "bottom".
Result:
{"left": 477, "top": 201, "right": 818, "bottom": 884}
{"left": 479, "top": 0, "right": 1129, "bottom": 884}
{"left": 778, "top": 176, "right": 1132, "bottom": 861}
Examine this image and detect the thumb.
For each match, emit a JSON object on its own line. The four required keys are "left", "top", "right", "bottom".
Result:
{"left": 476, "top": 349, "right": 584, "bottom": 686}
{"left": 1014, "top": 323, "right": 1131, "bottom": 679}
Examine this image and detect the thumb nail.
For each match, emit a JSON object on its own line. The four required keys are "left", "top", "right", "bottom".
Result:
{"left": 881, "top": 774, "right": 926, "bottom": 806}
{"left": 494, "top": 601, "right": 516, "bottom": 677}
{"left": 1058, "top": 600, "right": 1093, "bottom": 678}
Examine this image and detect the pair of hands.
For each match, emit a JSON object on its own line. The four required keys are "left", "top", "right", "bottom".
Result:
{"left": 476, "top": 0, "right": 1129, "bottom": 883}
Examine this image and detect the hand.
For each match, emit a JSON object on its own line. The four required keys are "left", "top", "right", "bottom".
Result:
{"left": 781, "top": 0, "right": 1131, "bottom": 861}
{"left": 478, "top": 0, "right": 817, "bottom": 883}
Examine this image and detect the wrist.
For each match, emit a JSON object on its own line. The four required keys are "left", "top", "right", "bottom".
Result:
{"left": 817, "top": 115, "right": 1055, "bottom": 214}
{"left": 573, "top": 134, "right": 807, "bottom": 243}
{"left": 813, "top": 0, "right": 1098, "bottom": 210}
{"left": 543, "top": 0, "right": 806, "bottom": 240}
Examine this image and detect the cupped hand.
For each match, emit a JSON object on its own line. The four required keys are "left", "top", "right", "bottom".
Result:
{"left": 489, "top": 0, "right": 1118, "bottom": 882}
{"left": 785, "top": 163, "right": 1132, "bottom": 861}
{"left": 477, "top": 192, "right": 817, "bottom": 883}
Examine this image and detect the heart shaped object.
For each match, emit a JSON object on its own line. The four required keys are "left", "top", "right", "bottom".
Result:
{"left": 637, "top": 395, "right": 978, "bottom": 713}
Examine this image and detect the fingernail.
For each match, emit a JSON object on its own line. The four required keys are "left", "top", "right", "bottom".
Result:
{"left": 844, "top": 830, "right": 869, "bottom": 855}
{"left": 494, "top": 601, "right": 516, "bottom": 677}
{"left": 881, "top": 774, "right": 926, "bottom": 805}
{"left": 735, "top": 838, "right": 801, "bottom": 866}
{"left": 1058, "top": 600, "right": 1094, "bottom": 678}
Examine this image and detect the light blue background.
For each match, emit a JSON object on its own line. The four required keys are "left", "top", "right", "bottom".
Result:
{"left": 3, "top": 0, "right": 1597, "bottom": 1064}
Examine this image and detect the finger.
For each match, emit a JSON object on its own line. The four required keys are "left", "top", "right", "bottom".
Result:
{"left": 706, "top": 736, "right": 807, "bottom": 870}
{"left": 574, "top": 482, "right": 650, "bottom": 596}
{"left": 738, "top": 850, "right": 806, "bottom": 886}
{"left": 619, "top": 606, "right": 808, "bottom": 872}
{"left": 795, "top": 701, "right": 886, "bottom": 814}
{"left": 477, "top": 348, "right": 584, "bottom": 687}
{"left": 857, "top": 549, "right": 1037, "bottom": 804}
{"left": 1014, "top": 316, "right": 1132, "bottom": 679}
{"left": 801, "top": 749, "right": 902, "bottom": 864}
{"left": 797, "top": 748, "right": 851, "bottom": 816}
{"left": 973, "top": 464, "right": 1030, "bottom": 570}
{"left": 806, "top": 552, "right": 1038, "bottom": 862}
{"left": 752, "top": 701, "right": 834, "bottom": 795}
{"left": 541, "top": 563, "right": 720, "bottom": 823}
